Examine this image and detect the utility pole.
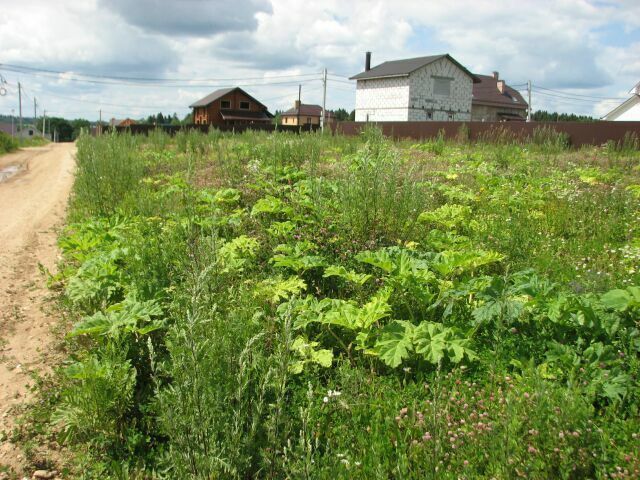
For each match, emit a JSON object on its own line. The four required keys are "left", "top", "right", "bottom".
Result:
{"left": 42, "top": 109, "right": 46, "bottom": 138}
{"left": 297, "top": 84, "right": 301, "bottom": 130}
{"left": 99, "top": 109, "right": 102, "bottom": 136}
{"left": 34, "top": 97, "right": 37, "bottom": 123}
{"left": 11, "top": 109, "right": 14, "bottom": 137}
{"left": 18, "top": 82, "right": 23, "bottom": 143}
{"left": 527, "top": 80, "right": 532, "bottom": 122}
{"left": 321, "top": 68, "right": 327, "bottom": 133}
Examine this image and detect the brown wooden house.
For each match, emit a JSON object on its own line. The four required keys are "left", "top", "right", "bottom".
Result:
{"left": 190, "top": 87, "right": 273, "bottom": 127}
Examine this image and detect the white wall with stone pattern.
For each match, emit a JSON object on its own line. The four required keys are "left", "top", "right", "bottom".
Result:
{"left": 408, "top": 57, "right": 472, "bottom": 121}
{"left": 354, "top": 57, "right": 473, "bottom": 122}
{"left": 354, "top": 76, "right": 410, "bottom": 121}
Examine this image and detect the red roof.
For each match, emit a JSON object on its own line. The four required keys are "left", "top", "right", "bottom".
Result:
{"left": 472, "top": 74, "right": 527, "bottom": 110}
{"left": 281, "top": 104, "right": 327, "bottom": 117}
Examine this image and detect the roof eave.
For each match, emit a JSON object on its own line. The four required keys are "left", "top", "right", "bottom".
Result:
{"left": 351, "top": 73, "right": 409, "bottom": 81}
{"left": 472, "top": 100, "right": 528, "bottom": 109}
{"left": 601, "top": 94, "right": 640, "bottom": 120}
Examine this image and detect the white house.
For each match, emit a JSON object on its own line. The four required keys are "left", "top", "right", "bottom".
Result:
{"left": 350, "top": 53, "right": 479, "bottom": 122}
{"left": 602, "top": 81, "right": 640, "bottom": 121}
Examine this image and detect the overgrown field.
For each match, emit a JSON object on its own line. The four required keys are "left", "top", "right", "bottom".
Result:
{"left": 21, "top": 128, "right": 640, "bottom": 478}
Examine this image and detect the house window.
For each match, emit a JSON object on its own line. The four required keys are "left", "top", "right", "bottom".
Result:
{"left": 448, "top": 112, "right": 454, "bottom": 121}
{"left": 221, "top": 100, "right": 231, "bottom": 109}
{"left": 433, "top": 77, "right": 452, "bottom": 97}
{"left": 307, "top": 117, "right": 311, "bottom": 124}
{"left": 240, "top": 101, "right": 250, "bottom": 110}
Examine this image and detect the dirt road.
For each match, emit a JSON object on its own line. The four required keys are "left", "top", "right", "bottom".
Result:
{"left": 0, "top": 143, "right": 75, "bottom": 473}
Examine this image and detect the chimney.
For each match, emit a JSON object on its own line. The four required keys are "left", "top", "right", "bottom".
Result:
{"left": 294, "top": 100, "right": 301, "bottom": 109}
{"left": 492, "top": 71, "right": 499, "bottom": 80}
{"left": 365, "top": 51, "right": 371, "bottom": 71}
{"left": 497, "top": 80, "right": 505, "bottom": 94}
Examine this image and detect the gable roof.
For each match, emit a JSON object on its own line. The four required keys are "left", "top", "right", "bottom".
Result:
{"left": 601, "top": 94, "right": 640, "bottom": 120}
{"left": 472, "top": 74, "right": 527, "bottom": 110}
{"left": 350, "top": 54, "right": 480, "bottom": 82}
{"left": 189, "top": 87, "right": 269, "bottom": 110}
{"left": 281, "top": 104, "right": 323, "bottom": 117}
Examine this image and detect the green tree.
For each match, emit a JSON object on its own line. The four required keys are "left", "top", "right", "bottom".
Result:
{"left": 532, "top": 110, "right": 597, "bottom": 122}
{"left": 333, "top": 108, "right": 350, "bottom": 121}
{"left": 71, "top": 118, "right": 91, "bottom": 139}
{"left": 48, "top": 117, "right": 74, "bottom": 141}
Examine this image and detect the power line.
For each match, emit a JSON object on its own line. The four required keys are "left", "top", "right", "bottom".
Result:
{"left": 327, "top": 78, "right": 354, "bottom": 86}
{"left": 0, "top": 66, "right": 324, "bottom": 89}
{"left": 328, "top": 72, "right": 353, "bottom": 79}
{"left": 27, "top": 90, "right": 186, "bottom": 111}
{"left": 0, "top": 62, "right": 321, "bottom": 84}
{"left": 532, "top": 89, "right": 621, "bottom": 104}
{"left": 533, "top": 84, "right": 627, "bottom": 101}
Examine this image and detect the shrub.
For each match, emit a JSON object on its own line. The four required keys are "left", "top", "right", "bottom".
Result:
{"left": 0, "top": 131, "right": 18, "bottom": 154}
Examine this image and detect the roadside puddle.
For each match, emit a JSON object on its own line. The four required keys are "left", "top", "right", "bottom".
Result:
{"left": 0, "top": 165, "right": 21, "bottom": 183}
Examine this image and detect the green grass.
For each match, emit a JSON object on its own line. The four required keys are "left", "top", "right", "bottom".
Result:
{"left": 0, "top": 132, "right": 50, "bottom": 156}
{"left": 17, "top": 129, "right": 640, "bottom": 478}
{"left": 0, "top": 131, "right": 18, "bottom": 154}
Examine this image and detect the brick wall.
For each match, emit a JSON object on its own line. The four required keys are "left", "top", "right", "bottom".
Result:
{"left": 408, "top": 57, "right": 473, "bottom": 121}
{"left": 354, "top": 76, "right": 410, "bottom": 121}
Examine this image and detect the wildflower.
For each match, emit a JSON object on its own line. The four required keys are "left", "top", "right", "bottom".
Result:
{"left": 323, "top": 396, "right": 329, "bottom": 403}
{"left": 528, "top": 445, "right": 537, "bottom": 454}
{"left": 523, "top": 392, "right": 530, "bottom": 399}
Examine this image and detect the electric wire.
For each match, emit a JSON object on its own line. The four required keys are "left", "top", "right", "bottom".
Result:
{"left": 0, "top": 63, "right": 321, "bottom": 84}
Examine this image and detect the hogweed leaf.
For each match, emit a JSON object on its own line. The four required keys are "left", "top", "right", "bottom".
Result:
{"left": 323, "top": 265, "right": 371, "bottom": 285}
{"left": 374, "top": 321, "right": 415, "bottom": 368}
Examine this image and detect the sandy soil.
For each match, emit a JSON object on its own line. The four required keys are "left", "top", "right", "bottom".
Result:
{"left": 0, "top": 143, "right": 75, "bottom": 475}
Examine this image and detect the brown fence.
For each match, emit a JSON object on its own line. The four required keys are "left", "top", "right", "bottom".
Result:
{"left": 109, "top": 123, "right": 319, "bottom": 136}
{"left": 105, "top": 121, "right": 640, "bottom": 148}
{"left": 334, "top": 121, "right": 640, "bottom": 148}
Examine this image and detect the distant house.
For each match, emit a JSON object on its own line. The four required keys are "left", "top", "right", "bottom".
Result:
{"left": 16, "top": 124, "right": 45, "bottom": 139}
{"left": 190, "top": 87, "right": 273, "bottom": 127}
{"left": 471, "top": 72, "right": 528, "bottom": 121}
{"left": 0, "top": 121, "right": 42, "bottom": 138}
{"left": 350, "top": 52, "right": 479, "bottom": 122}
{"left": 0, "top": 121, "right": 15, "bottom": 136}
{"left": 280, "top": 101, "right": 334, "bottom": 126}
{"left": 110, "top": 118, "right": 136, "bottom": 127}
{"left": 602, "top": 81, "right": 640, "bottom": 121}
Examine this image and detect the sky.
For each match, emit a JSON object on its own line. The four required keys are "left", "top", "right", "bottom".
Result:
{"left": 0, "top": 0, "right": 639, "bottom": 122}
